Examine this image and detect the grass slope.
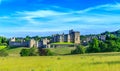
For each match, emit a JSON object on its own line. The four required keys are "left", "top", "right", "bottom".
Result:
{"left": 5, "top": 47, "right": 75, "bottom": 56}
{"left": 0, "top": 52, "right": 120, "bottom": 71}
{"left": 51, "top": 42, "right": 74, "bottom": 45}
{"left": 48, "top": 47, "right": 75, "bottom": 55}
{"left": 0, "top": 46, "right": 6, "bottom": 50}
{"left": 6, "top": 47, "right": 29, "bottom": 56}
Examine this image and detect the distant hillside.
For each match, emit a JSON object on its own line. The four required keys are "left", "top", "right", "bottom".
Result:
{"left": 101, "top": 29, "right": 120, "bottom": 37}
{"left": 111, "top": 29, "right": 120, "bottom": 37}
{"left": 3, "top": 47, "right": 75, "bottom": 57}
{"left": 80, "top": 29, "right": 120, "bottom": 46}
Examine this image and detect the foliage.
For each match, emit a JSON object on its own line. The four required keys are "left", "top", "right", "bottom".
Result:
{"left": 87, "top": 34, "right": 120, "bottom": 53}
{"left": 24, "top": 36, "right": 31, "bottom": 41}
{"left": 0, "top": 36, "right": 8, "bottom": 46}
{"left": 87, "top": 38, "right": 100, "bottom": 53}
{"left": 20, "top": 47, "right": 38, "bottom": 56}
{"left": 71, "top": 45, "right": 85, "bottom": 54}
{"left": 38, "top": 48, "right": 53, "bottom": 56}
{"left": 33, "top": 36, "right": 41, "bottom": 41}
{"left": 0, "top": 49, "right": 8, "bottom": 57}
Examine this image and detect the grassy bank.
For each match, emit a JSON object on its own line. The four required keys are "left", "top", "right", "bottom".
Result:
{"left": 4, "top": 47, "right": 75, "bottom": 56}
{"left": 0, "top": 52, "right": 120, "bottom": 71}
{"left": 49, "top": 47, "right": 75, "bottom": 55}
{"left": 0, "top": 46, "right": 6, "bottom": 50}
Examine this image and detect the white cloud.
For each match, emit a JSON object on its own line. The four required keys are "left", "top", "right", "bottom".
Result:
{"left": 16, "top": 10, "right": 67, "bottom": 18}
{"left": 77, "top": 3, "right": 120, "bottom": 13}
{"left": 0, "top": 3, "right": 120, "bottom": 34}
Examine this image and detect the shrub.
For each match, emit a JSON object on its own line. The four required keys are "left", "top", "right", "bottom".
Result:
{"left": 71, "top": 45, "right": 85, "bottom": 54}
{"left": 20, "top": 47, "right": 38, "bottom": 56}
{"left": 0, "top": 49, "right": 8, "bottom": 57}
{"left": 38, "top": 48, "right": 53, "bottom": 56}
{"left": 87, "top": 38, "right": 100, "bottom": 53}
{"left": 20, "top": 49, "right": 30, "bottom": 56}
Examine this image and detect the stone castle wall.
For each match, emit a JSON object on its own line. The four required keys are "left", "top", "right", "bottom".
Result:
{"left": 9, "top": 30, "right": 80, "bottom": 48}
{"left": 52, "top": 30, "right": 80, "bottom": 44}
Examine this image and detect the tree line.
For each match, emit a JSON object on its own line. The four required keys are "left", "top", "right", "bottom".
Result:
{"left": 72, "top": 34, "right": 120, "bottom": 54}
{"left": 0, "top": 36, "right": 8, "bottom": 46}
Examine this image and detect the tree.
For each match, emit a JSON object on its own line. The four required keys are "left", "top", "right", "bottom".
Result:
{"left": 24, "top": 36, "right": 31, "bottom": 41}
{"left": 20, "top": 49, "right": 30, "bottom": 56}
{"left": 29, "top": 47, "right": 38, "bottom": 56}
{"left": 38, "top": 48, "right": 53, "bottom": 56}
{"left": 33, "top": 36, "right": 41, "bottom": 41}
{"left": 71, "top": 45, "right": 86, "bottom": 54}
{"left": 0, "top": 36, "right": 8, "bottom": 46}
{"left": 87, "top": 38, "right": 100, "bottom": 53}
{"left": 99, "top": 41, "right": 108, "bottom": 52}
{"left": 105, "top": 40, "right": 119, "bottom": 52}
{"left": 20, "top": 48, "right": 38, "bottom": 56}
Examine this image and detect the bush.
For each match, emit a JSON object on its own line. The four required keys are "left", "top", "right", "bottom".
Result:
{"left": 71, "top": 45, "right": 85, "bottom": 54}
{"left": 20, "top": 49, "right": 30, "bottom": 56}
{"left": 0, "top": 49, "right": 8, "bottom": 57}
{"left": 87, "top": 38, "right": 100, "bottom": 53}
{"left": 29, "top": 47, "right": 38, "bottom": 56}
{"left": 20, "top": 47, "right": 38, "bottom": 56}
{"left": 38, "top": 48, "right": 53, "bottom": 56}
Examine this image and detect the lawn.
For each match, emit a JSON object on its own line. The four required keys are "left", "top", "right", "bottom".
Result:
{"left": 5, "top": 47, "right": 75, "bottom": 56}
{"left": 0, "top": 46, "right": 6, "bottom": 50}
{"left": 6, "top": 47, "right": 29, "bottom": 56}
{"left": 49, "top": 47, "right": 75, "bottom": 55}
{"left": 0, "top": 52, "right": 120, "bottom": 71}
{"left": 51, "top": 42, "right": 74, "bottom": 45}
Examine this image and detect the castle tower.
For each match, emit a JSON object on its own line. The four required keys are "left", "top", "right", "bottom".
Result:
{"left": 64, "top": 34, "right": 70, "bottom": 42}
{"left": 29, "top": 39, "right": 36, "bottom": 48}
{"left": 69, "top": 30, "right": 80, "bottom": 44}
{"left": 74, "top": 32, "right": 80, "bottom": 44}
{"left": 10, "top": 37, "right": 16, "bottom": 42}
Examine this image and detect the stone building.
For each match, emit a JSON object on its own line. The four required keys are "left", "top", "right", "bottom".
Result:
{"left": 64, "top": 34, "right": 70, "bottom": 42}
{"left": 9, "top": 30, "right": 80, "bottom": 48}
{"left": 9, "top": 37, "right": 37, "bottom": 48}
{"left": 38, "top": 38, "right": 50, "bottom": 48}
{"left": 52, "top": 30, "right": 80, "bottom": 44}
{"left": 69, "top": 30, "right": 80, "bottom": 44}
{"left": 29, "top": 39, "right": 38, "bottom": 48}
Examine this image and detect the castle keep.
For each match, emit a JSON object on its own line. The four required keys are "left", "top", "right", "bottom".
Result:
{"left": 52, "top": 30, "right": 80, "bottom": 44}
{"left": 9, "top": 30, "right": 80, "bottom": 48}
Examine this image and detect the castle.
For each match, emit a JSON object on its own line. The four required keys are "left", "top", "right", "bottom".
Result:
{"left": 52, "top": 30, "right": 80, "bottom": 44}
{"left": 9, "top": 30, "right": 80, "bottom": 48}
{"left": 9, "top": 37, "right": 38, "bottom": 48}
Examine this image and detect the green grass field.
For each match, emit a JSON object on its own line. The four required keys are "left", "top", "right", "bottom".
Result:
{"left": 5, "top": 47, "right": 75, "bottom": 56}
{"left": 51, "top": 42, "right": 74, "bottom": 45}
{"left": 1, "top": 47, "right": 120, "bottom": 71}
{"left": 0, "top": 46, "right": 6, "bottom": 50}
{"left": 49, "top": 47, "right": 75, "bottom": 55}
{"left": 6, "top": 47, "right": 29, "bottom": 56}
{"left": 0, "top": 52, "right": 120, "bottom": 71}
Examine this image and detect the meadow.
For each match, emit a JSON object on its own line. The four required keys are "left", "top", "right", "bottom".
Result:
{"left": 0, "top": 52, "right": 120, "bottom": 71}
{"left": 0, "top": 46, "right": 6, "bottom": 50}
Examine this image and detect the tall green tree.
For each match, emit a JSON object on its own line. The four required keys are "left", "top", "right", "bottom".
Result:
{"left": 71, "top": 45, "right": 86, "bottom": 54}
{"left": 87, "top": 38, "right": 100, "bottom": 53}
{"left": 24, "top": 36, "right": 31, "bottom": 41}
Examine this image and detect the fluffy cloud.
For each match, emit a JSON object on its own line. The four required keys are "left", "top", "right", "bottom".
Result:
{"left": 0, "top": 3, "right": 120, "bottom": 35}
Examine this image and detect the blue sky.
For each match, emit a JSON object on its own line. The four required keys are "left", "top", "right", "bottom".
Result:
{"left": 0, "top": 0, "right": 120, "bottom": 37}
